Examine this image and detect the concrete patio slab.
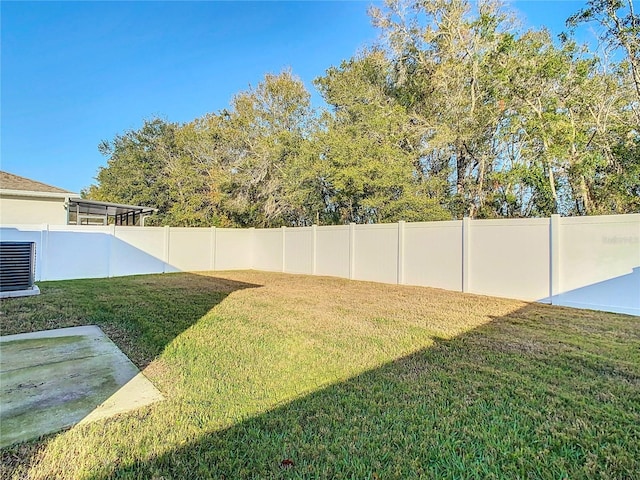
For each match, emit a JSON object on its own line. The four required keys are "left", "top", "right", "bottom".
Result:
{"left": 0, "top": 325, "right": 163, "bottom": 448}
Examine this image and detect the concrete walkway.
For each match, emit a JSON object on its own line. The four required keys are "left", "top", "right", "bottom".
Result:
{"left": 0, "top": 326, "right": 163, "bottom": 448}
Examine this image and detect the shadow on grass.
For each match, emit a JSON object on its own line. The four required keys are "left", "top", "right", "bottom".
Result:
{"left": 0, "top": 273, "right": 261, "bottom": 369}
{"left": 88, "top": 303, "right": 639, "bottom": 479}
{"left": 0, "top": 273, "right": 262, "bottom": 472}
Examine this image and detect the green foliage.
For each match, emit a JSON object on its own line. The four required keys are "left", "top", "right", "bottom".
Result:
{"left": 567, "top": 0, "right": 640, "bottom": 102}
{"left": 588, "top": 138, "right": 640, "bottom": 213}
{"left": 315, "top": 51, "right": 451, "bottom": 223}
{"left": 220, "top": 71, "right": 318, "bottom": 226}
{"left": 86, "top": 0, "right": 640, "bottom": 224}
{"left": 85, "top": 118, "right": 175, "bottom": 223}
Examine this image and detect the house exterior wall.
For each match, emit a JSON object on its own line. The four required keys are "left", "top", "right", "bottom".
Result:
{"left": 0, "top": 195, "right": 67, "bottom": 225}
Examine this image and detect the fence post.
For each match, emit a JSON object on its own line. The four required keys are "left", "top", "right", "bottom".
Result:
{"left": 349, "top": 223, "right": 356, "bottom": 280}
{"left": 107, "top": 224, "right": 116, "bottom": 278}
{"left": 163, "top": 226, "right": 170, "bottom": 273}
{"left": 312, "top": 224, "right": 317, "bottom": 275}
{"left": 397, "top": 221, "right": 405, "bottom": 285}
{"left": 550, "top": 214, "right": 560, "bottom": 304}
{"left": 210, "top": 226, "right": 216, "bottom": 271}
{"left": 462, "top": 217, "right": 471, "bottom": 293}
{"left": 39, "top": 224, "right": 49, "bottom": 282}
{"left": 282, "top": 226, "right": 287, "bottom": 273}
{"left": 250, "top": 227, "right": 256, "bottom": 270}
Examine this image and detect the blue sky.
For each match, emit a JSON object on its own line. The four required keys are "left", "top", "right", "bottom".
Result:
{"left": 1, "top": 1, "right": 587, "bottom": 193}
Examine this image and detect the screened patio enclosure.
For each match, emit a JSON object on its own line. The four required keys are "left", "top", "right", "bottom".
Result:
{"left": 66, "top": 198, "right": 157, "bottom": 226}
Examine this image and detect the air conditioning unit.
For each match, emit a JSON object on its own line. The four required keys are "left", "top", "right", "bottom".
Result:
{"left": 0, "top": 242, "right": 40, "bottom": 298}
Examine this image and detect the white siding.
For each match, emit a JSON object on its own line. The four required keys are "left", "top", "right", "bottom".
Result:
{"left": 0, "top": 196, "right": 67, "bottom": 225}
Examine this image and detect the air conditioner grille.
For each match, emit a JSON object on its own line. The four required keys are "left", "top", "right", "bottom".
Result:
{"left": 0, "top": 242, "right": 36, "bottom": 292}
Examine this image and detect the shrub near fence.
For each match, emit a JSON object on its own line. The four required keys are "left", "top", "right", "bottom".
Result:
{"left": 1, "top": 214, "right": 638, "bottom": 315}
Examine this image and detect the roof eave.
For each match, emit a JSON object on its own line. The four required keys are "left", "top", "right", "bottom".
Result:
{"left": 0, "top": 189, "right": 77, "bottom": 199}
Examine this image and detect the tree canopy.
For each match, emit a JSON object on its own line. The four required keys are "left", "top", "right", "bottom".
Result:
{"left": 86, "top": 0, "right": 639, "bottom": 226}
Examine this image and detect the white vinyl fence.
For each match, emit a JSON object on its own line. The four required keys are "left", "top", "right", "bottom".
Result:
{"left": 1, "top": 214, "right": 638, "bottom": 315}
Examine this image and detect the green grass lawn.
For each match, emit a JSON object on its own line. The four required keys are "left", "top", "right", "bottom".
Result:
{"left": 1, "top": 271, "right": 638, "bottom": 479}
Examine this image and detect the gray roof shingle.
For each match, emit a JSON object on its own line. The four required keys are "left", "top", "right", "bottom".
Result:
{"left": 0, "top": 171, "right": 75, "bottom": 194}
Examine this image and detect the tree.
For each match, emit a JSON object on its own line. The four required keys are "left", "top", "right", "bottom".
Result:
{"left": 87, "top": 0, "right": 638, "bottom": 224}
{"left": 87, "top": 74, "right": 320, "bottom": 228}
{"left": 84, "top": 118, "right": 176, "bottom": 224}
{"left": 221, "top": 71, "right": 318, "bottom": 227}
{"left": 86, "top": 117, "right": 231, "bottom": 226}
{"left": 370, "top": 0, "right": 519, "bottom": 218}
{"left": 568, "top": 0, "right": 640, "bottom": 103}
{"left": 370, "top": 0, "right": 639, "bottom": 217}
{"left": 315, "top": 50, "right": 450, "bottom": 223}
{"left": 565, "top": 1, "right": 640, "bottom": 214}
{"left": 162, "top": 115, "right": 231, "bottom": 226}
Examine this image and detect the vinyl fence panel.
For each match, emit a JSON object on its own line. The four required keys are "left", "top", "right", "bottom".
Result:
{"left": 214, "top": 228, "right": 253, "bottom": 270}
{"left": 1, "top": 214, "right": 638, "bottom": 315}
{"left": 557, "top": 214, "right": 639, "bottom": 315}
{"left": 112, "top": 227, "right": 166, "bottom": 277}
{"left": 284, "top": 227, "right": 314, "bottom": 275}
{"left": 46, "top": 226, "right": 112, "bottom": 280}
{"left": 468, "top": 218, "right": 550, "bottom": 301}
{"left": 353, "top": 224, "right": 399, "bottom": 284}
{"left": 315, "top": 225, "right": 350, "bottom": 279}
{"left": 168, "top": 228, "right": 212, "bottom": 272}
{"left": 253, "top": 228, "right": 283, "bottom": 272}
{"left": 403, "top": 221, "right": 463, "bottom": 291}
